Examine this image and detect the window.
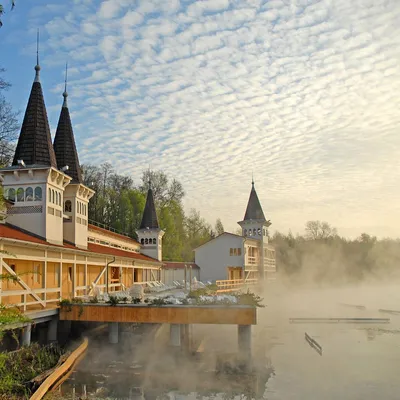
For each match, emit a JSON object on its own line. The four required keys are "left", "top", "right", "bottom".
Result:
{"left": 64, "top": 200, "right": 72, "bottom": 212}
{"left": 152, "top": 238, "right": 156, "bottom": 244}
{"left": 253, "top": 228, "right": 256, "bottom": 236}
{"left": 48, "top": 188, "right": 51, "bottom": 202}
{"left": 234, "top": 248, "right": 237, "bottom": 256}
{"left": 141, "top": 239, "right": 144, "bottom": 244}
{"left": 238, "top": 248, "right": 242, "bottom": 256}
{"left": 26, "top": 187, "right": 33, "bottom": 201}
{"left": 17, "top": 188, "right": 24, "bottom": 202}
{"left": 33, "top": 265, "right": 40, "bottom": 284}
{"left": 58, "top": 192, "right": 61, "bottom": 206}
{"left": 55, "top": 265, "right": 60, "bottom": 285}
{"left": 145, "top": 238, "right": 148, "bottom": 244}
{"left": 248, "top": 229, "right": 252, "bottom": 236}
{"left": 230, "top": 248, "right": 234, "bottom": 256}
{"left": 258, "top": 228, "right": 261, "bottom": 235}
{"left": 52, "top": 189, "right": 55, "bottom": 204}
{"left": 34, "top": 187, "right": 42, "bottom": 201}
{"left": 8, "top": 188, "right": 15, "bottom": 202}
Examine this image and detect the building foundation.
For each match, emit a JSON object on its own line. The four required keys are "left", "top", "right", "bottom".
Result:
{"left": 109, "top": 322, "right": 119, "bottom": 344}
{"left": 170, "top": 324, "right": 181, "bottom": 347}
{"left": 238, "top": 325, "right": 252, "bottom": 369}
{"left": 47, "top": 318, "right": 58, "bottom": 343}
{"left": 21, "top": 325, "right": 32, "bottom": 346}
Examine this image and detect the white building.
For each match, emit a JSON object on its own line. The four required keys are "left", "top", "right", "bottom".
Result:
{"left": 194, "top": 181, "right": 276, "bottom": 283}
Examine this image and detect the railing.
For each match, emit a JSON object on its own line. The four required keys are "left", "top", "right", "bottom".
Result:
{"left": 215, "top": 279, "right": 258, "bottom": 293}
{"left": 0, "top": 287, "right": 62, "bottom": 311}
{"left": 246, "top": 256, "right": 259, "bottom": 265}
{"left": 88, "top": 219, "right": 133, "bottom": 238}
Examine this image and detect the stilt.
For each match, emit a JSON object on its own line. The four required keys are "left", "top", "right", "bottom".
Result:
{"left": 47, "top": 318, "right": 58, "bottom": 343}
{"left": 109, "top": 322, "right": 119, "bottom": 344}
{"left": 238, "top": 325, "right": 252, "bottom": 369}
{"left": 21, "top": 325, "right": 32, "bottom": 346}
{"left": 170, "top": 324, "right": 181, "bottom": 347}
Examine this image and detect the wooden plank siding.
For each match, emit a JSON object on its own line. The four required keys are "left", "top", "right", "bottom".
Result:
{"left": 60, "top": 304, "right": 257, "bottom": 325}
{"left": 0, "top": 240, "right": 161, "bottom": 310}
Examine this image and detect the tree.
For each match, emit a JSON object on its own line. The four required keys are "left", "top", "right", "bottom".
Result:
{"left": 140, "top": 169, "right": 184, "bottom": 208}
{"left": 215, "top": 218, "right": 224, "bottom": 236}
{"left": 0, "top": 1, "right": 15, "bottom": 27}
{"left": 305, "top": 220, "right": 337, "bottom": 240}
{"left": 0, "top": 68, "right": 19, "bottom": 166}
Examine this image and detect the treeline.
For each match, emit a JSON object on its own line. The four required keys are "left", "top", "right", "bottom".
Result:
{"left": 271, "top": 220, "right": 400, "bottom": 284}
{"left": 81, "top": 164, "right": 224, "bottom": 261}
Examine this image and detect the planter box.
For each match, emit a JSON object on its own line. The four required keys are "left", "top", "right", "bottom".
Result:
{"left": 60, "top": 303, "right": 256, "bottom": 325}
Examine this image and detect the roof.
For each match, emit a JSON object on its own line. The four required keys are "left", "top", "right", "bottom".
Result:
{"left": 87, "top": 243, "right": 160, "bottom": 263}
{"left": 163, "top": 262, "right": 199, "bottom": 269}
{"left": 243, "top": 182, "right": 266, "bottom": 221}
{"left": 0, "top": 224, "right": 159, "bottom": 264}
{"left": 88, "top": 224, "right": 140, "bottom": 245}
{"left": 139, "top": 188, "right": 159, "bottom": 229}
{"left": 12, "top": 76, "right": 57, "bottom": 168}
{"left": 53, "top": 98, "right": 82, "bottom": 183}
{"left": 194, "top": 232, "right": 245, "bottom": 251}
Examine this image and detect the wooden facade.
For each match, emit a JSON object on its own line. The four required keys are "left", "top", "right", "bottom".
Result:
{"left": 0, "top": 227, "right": 162, "bottom": 311}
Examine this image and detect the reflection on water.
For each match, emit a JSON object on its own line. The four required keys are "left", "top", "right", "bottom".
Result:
{"left": 50, "top": 283, "right": 400, "bottom": 399}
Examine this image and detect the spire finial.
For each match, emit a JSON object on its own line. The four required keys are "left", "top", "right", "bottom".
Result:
{"left": 252, "top": 172, "right": 254, "bottom": 187}
{"left": 34, "top": 29, "right": 41, "bottom": 82}
{"left": 62, "top": 62, "right": 68, "bottom": 108}
{"left": 148, "top": 165, "right": 152, "bottom": 189}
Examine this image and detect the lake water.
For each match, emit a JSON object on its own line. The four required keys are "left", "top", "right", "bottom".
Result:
{"left": 52, "top": 283, "right": 400, "bottom": 399}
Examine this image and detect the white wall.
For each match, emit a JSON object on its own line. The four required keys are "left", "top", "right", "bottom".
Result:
{"left": 194, "top": 234, "right": 244, "bottom": 282}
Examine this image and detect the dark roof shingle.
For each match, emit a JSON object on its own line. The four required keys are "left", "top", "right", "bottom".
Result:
{"left": 139, "top": 188, "right": 159, "bottom": 229}
{"left": 53, "top": 100, "right": 82, "bottom": 183}
{"left": 243, "top": 183, "right": 266, "bottom": 221}
{"left": 12, "top": 81, "right": 57, "bottom": 168}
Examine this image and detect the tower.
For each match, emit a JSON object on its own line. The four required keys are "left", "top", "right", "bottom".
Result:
{"left": 0, "top": 36, "right": 71, "bottom": 244}
{"left": 238, "top": 180, "right": 271, "bottom": 280}
{"left": 136, "top": 183, "right": 164, "bottom": 261}
{"left": 53, "top": 64, "right": 94, "bottom": 249}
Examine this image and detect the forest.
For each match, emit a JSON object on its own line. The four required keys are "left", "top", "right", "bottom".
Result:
{"left": 81, "top": 163, "right": 223, "bottom": 261}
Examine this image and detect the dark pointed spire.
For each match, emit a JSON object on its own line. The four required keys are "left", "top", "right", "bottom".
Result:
{"left": 53, "top": 63, "right": 82, "bottom": 183}
{"left": 140, "top": 186, "right": 159, "bottom": 229}
{"left": 243, "top": 180, "right": 266, "bottom": 221}
{"left": 12, "top": 30, "right": 57, "bottom": 168}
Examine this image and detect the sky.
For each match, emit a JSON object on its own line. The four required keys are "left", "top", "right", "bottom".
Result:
{"left": 1, "top": 0, "right": 400, "bottom": 239}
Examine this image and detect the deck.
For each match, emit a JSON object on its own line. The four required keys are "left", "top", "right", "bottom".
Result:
{"left": 60, "top": 303, "right": 257, "bottom": 325}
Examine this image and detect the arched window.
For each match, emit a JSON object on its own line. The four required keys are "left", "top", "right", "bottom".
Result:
{"left": 258, "top": 228, "right": 261, "bottom": 235}
{"left": 248, "top": 229, "right": 252, "bottom": 236}
{"left": 34, "top": 187, "right": 42, "bottom": 201}
{"left": 145, "top": 238, "right": 148, "bottom": 244}
{"left": 17, "top": 188, "right": 24, "bottom": 202}
{"left": 8, "top": 188, "right": 15, "bottom": 202}
{"left": 48, "top": 188, "right": 51, "bottom": 202}
{"left": 52, "top": 189, "right": 55, "bottom": 204}
{"left": 141, "top": 238, "right": 144, "bottom": 245}
{"left": 64, "top": 200, "right": 72, "bottom": 213}
{"left": 25, "top": 187, "right": 33, "bottom": 201}
{"left": 253, "top": 228, "right": 256, "bottom": 236}
{"left": 152, "top": 238, "right": 156, "bottom": 244}
{"left": 58, "top": 192, "right": 61, "bottom": 206}
{"left": 244, "top": 229, "right": 247, "bottom": 236}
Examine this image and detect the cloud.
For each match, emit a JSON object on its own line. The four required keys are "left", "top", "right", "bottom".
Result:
{"left": 11, "top": 0, "right": 400, "bottom": 239}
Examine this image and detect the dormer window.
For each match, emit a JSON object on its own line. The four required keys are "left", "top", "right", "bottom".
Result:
{"left": 17, "top": 188, "right": 24, "bottom": 202}
{"left": 64, "top": 200, "right": 72, "bottom": 213}
{"left": 26, "top": 187, "right": 33, "bottom": 201}
{"left": 34, "top": 187, "right": 42, "bottom": 201}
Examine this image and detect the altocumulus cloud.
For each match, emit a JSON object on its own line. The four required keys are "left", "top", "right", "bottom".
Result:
{"left": 7, "top": 0, "right": 400, "bottom": 237}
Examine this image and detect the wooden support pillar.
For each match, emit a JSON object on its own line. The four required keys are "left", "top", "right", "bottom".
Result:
{"left": 170, "top": 324, "right": 181, "bottom": 347}
{"left": 47, "top": 317, "right": 58, "bottom": 343}
{"left": 84, "top": 256, "right": 88, "bottom": 295}
{"left": 109, "top": 322, "right": 119, "bottom": 344}
{"left": 72, "top": 255, "right": 77, "bottom": 298}
{"left": 0, "top": 243, "right": 3, "bottom": 305}
{"left": 238, "top": 325, "right": 252, "bottom": 369}
{"left": 43, "top": 251, "right": 48, "bottom": 305}
{"left": 21, "top": 325, "right": 32, "bottom": 346}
